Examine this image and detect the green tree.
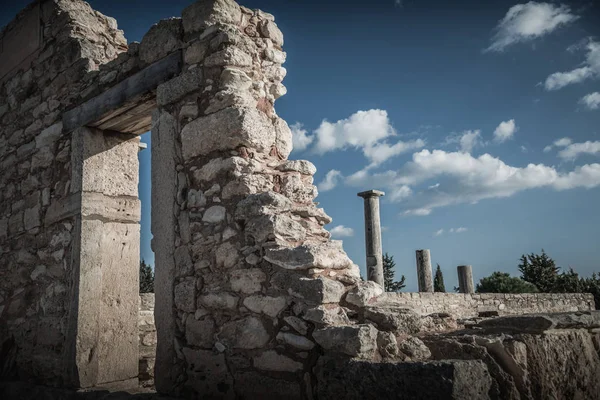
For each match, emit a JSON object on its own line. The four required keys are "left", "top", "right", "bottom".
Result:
{"left": 434, "top": 264, "right": 446, "bottom": 292}
{"left": 383, "top": 253, "right": 406, "bottom": 292}
{"left": 140, "top": 259, "right": 154, "bottom": 293}
{"left": 553, "top": 268, "right": 585, "bottom": 293}
{"left": 518, "top": 249, "right": 559, "bottom": 292}
{"left": 476, "top": 272, "right": 538, "bottom": 293}
{"left": 582, "top": 273, "right": 600, "bottom": 310}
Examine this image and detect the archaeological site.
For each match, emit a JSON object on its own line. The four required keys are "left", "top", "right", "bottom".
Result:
{"left": 0, "top": 0, "right": 599, "bottom": 398}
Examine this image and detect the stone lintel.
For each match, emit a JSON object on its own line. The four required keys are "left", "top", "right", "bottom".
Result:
{"left": 357, "top": 190, "right": 385, "bottom": 198}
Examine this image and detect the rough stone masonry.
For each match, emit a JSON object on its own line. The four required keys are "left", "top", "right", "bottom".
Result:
{"left": 0, "top": 1, "right": 599, "bottom": 399}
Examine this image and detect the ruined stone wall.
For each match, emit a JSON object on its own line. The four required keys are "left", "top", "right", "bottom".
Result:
{"left": 375, "top": 292, "right": 595, "bottom": 319}
{"left": 0, "top": 0, "right": 131, "bottom": 384}
{"left": 139, "top": 293, "right": 156, "bottom": 388}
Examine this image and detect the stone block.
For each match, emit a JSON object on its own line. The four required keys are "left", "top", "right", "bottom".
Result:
{"left": 157, "top": 67, "right": 203, "bottom": 106}
{"left": 276, "top": 332, "right": 315, "bottom": 350}
{"left": 185, "top": 314, "right": 215, "bottom": 348}
{"left": 219, "top": 316, "right": 270, "bottom": 349}
{"left": 180, "top": 107, "right": 276, "bottom": 160}
{"left": 363, "top": 306, "right": 422, "bottom": 333}
{"left": 198, "top": 293, "right": 238, "bottom": 310}
{"left": 264, "top": 240, "right": 353, "bottom": 271}
{"left": 345, "top": 281, "right": 384, "bottom": 307}
{"left": 182, "top": 0, "right": 242, "bottom": 33}
{"left": 230, "top": 269, "right": 266, "bottom": 294}
{"left": 174, "top": 277, "right": 196, "bottom": 313}
{"left": 243, "top": 295, "right": 287, "bottom": 317}
{"left": 312, "top": 324, "right": 378, "bottom": 358}
{"left": 271, "top": 272, "right": 345, "bottom": 304}
{"left": 140, "top": 17, "right": 183, "bottom": 64}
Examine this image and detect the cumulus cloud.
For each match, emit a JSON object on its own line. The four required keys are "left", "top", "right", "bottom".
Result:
{"left": 388, "top": 185, "right": 412, "bottom": 202}
{"left": 290, "top": 123, "right": 313, "bottom": 152}
{"left": 544, "top": 40, "right": 600, "bottom": 90}
{"left": 345, "top": 149, "right": 600, "bottom": 216}
{"left": 317, "top": 169, "right": 343, "bottom": 192}
{"left": 330, "top": 225, "right": 354, "bottom": 238}
{"left": 445, "top": 130, "right": 482, "bottom": 153}
{"left": 311, "top": 109, "right": 425, "bottom": 164}
{"left": 485, "top": 2, "right": 578, "bottom": 52}
{"left": 557, "top": 141, "right": 600, "bottom": 160}
{"left": 435, "top": 227, "right": 468, "bottom": 236}
{"left": 579, "top": 92, "right": 600, "bottom": 110}
{"left": 493, "top": 119, "right": 518, "bottom": 142}
{"left": 544, "top": 137, "right": 572, "bottom": 152}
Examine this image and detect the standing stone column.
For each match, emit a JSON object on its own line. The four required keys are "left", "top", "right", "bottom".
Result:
{"left": 457, "top": 265, "right": 475, "bottom": 293}
{"left": 357, "top": 190, "right": 385, "bottom": 287}
{"left": 415, "top": 249, "right": 434, "bottom": 292}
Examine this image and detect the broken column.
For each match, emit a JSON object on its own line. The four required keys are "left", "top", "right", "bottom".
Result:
{"left": 357, "top": 190, "right": 385, "bottom": 287}
{"left": 457, "top": 265, "right": 475, "bottom": 293}
{"left": 415, "top": 249, "right": 433, "bottom": 292}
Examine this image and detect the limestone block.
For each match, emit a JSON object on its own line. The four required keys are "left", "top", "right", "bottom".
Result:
{"left": 140, "top": 18, "right": 183, "bottom": 64}
{"left": 182, "top": 348, "right": 234, "bottom": 398}
{"left": 230, "top": 268, "right": 266, "bottom": 294}
{"left": 399, "top": 336, "right": 431, "bottom": 361}
{"left": 202, "top": 205, "right": 226, "bottom": 223}
{"left": 259, "top": 20, "right": 284, "bottom": 47}
{"left": 283, "top": 316, "right": 309, "bottom": 335}
{"left": 345, "top": 281, "right": 384, "bottom": 307}
{"left": 180, "top": 107, "right": 276, "bottom": 160}
{"left": 274, "top": 117, "right": 293, "bottom": 159}
{"left": 174, "top": 277, "right": 196, "bottom": 313}
{"left": 185, "top": 314, "right": 215, "bottom": 348}
{"left": 219, "top": 316, "right": 270, "bottom": 349}
{"left": 363, "top": 306, "right": 422, "bottom": 333}
{"left": 276, "top": 332, "right": 315, "bottom": 350}
{"left": 221, "top": 173, "right": 272, "bottom": 199}
{"left": 243, "top": 295, "right": 287, "bottom": 317}
{"left": 377, "top": 331, "right": 399, "bottom": 358}
{"left": 198, "top": 293, "right": 238, "bottom": 310}
{"left": 312, "top": 324, "right": 378, "bottom": 358}
{"left": 185, "top": 40, "right": 209, "bottom": 65}
{"left": 245, "top": 214, "right": 306, "bottom": 244}
{"left": 157, "top": 67, "right": 203, "bottom": 106}
{"left": 279, "top": 173, "right": 317, "bottom": 204}
{"left": 204, "top": 47, "right": 252, "bottom": 67}
{"left": 303, "top": 305, "right": 350, "bottom": 326}
{"left": 264, "top": 240, "right": 353, "bottom": 271}
{"left": 235, "top": 191, "right": 293, "bottom": 221}
{"left": 271, "top": 272, "right": 345, "bottom": 304}
{"left": 220, "top": 67, "right": 252, "bottom": 91}
{"left": 276, "top": 160, "right": 317, "bottom": 176}
{"left": 215, "top": 242, "right": 239, "bottom": 268}
{"left": 182, "top": 0, "right": 242, "bottom": 33}
{"left": 253, "top": 350, "right": 302, "bottom": 372}
{"left": 35, "top": 122, "right": 62, "bottom": 148}
{"left": 192, "top": 157, "right": 249, "bottom": 183}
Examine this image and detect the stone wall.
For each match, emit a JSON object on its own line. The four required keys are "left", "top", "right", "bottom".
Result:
{"left": 374, "top": 292, "right": 596, "bottom": 319}
{"left": 139, "top": 293, "right": 156, "bottom": 389}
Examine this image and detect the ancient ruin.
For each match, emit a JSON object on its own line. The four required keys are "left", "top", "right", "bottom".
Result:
{"left": 1, "top": 0, "right": 599, "bottom": 399}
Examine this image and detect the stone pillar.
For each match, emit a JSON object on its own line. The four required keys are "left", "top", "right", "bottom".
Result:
{"left": 457, "top": 265, "right": 475, "bottom": 293}
{"left": 357, "top": 190, "right": 385, "bottom": 287}
{"left": 415, "top": 249, "right": 433, "bottom": 292}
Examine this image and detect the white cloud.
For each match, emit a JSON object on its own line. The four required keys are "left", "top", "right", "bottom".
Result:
{"left": 445, "top": 130, "right": 482, "bottom": 153}
{"left": 579, "top": 92, "right": 600, "bottom": 110}
{"left": 493, "top": 119, "right": 518, "bottom": 142}
{"left": 317, "top": 169, "right": 343, "bottom": 192}
{"left": 557, "top": 141, "right": 600, "bottom": 160}
{"left": 485, "top": 2, "right": 578, "bottom": 52}
{"left": 290, "top": 123, "right": 313, "bottom": 152}
{"left": 428, "top": 183, "right": 440, "bottom": 189}
{"left": 544, "top": 40, "right": 600, "bottom": 90}
{"left": 346, "top": 149, "right": 600, "bottom": 216}
{"left": 437, "top": 227, "right": 468, "bottom": 236}
{"left": 434, "top": 229, "right": 444, "bottom": 236}
{"left": 311, "top": 109, "right": 425, "bottom": 164}
{"left": 330, "top": 225, "right": 354, "bottom": 238}
{"left": 454, "top": 227, "right": 468, "bottom": 233}
{"left": 388, "top": 185, "right": 412, "bottom": 202}
{"left": 544, "top": 137, "right": 572, "bottom": 152}
{"left": 521, "top": 145, "right": 528, "bottom": 153}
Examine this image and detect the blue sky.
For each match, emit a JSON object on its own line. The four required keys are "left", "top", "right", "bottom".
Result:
{"left": 3, "top": 0, "right": 600, "bottom": 291}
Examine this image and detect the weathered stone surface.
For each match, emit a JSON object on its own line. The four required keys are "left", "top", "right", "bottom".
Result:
{"left": 185, "top": 315, "right": 215, "bottom": 348}
{"left": 276, "top": 332, "right": 315, "bottom": 350}
{"left": 230, "top": 269, "right": 266, "bottom": 294}
{"left": 140, "top": 18, "right": 182, "bottom": 64}
{"left": 259, "top": 20, "right": 284, "bottom": 47}
{"left": 264, "top": 240, "right": 353, "bottom": 270}
{"left": 181, "top": 107, "right": 276, "bottom": 160}
{"left": 219, "top": 316, "right": 270, "bottom": 349}
{"left": 363, "top": 306, "right": 422, "bottom": 333}
{"left": 215, "top": 242, "right": 239, "bottom": 269}
{"left": 303, "top": 305, "right": 350, "bottom": 326}
{"left": 276, "top": 160, "right": 316, "bottom": 176}
{"left": 474, "top": 311, "right": 600, "bottom": 334}
{"left": 253, "top": 350, "right": 303, "bottom": 372}
{"left": 198, "top": 293, "right": 238, "bottom": 310}
{"left": 182, "top": 348, "right": 234, "bottom": 398}
{"left": 235, "top": 191, "right": 293, "bottom": 220}
{"left": 314, "top": 357, "right": 492, "bottom": 400}
{"left": 243, "top": 295, "right": 286, "bottom": 317}
{"left": 182, "top": 0, "right": 242, "bottom": 33}
{"left": 245, "top": 213, "right": 306, "bottom": 243}
{"left": 157, "top": 67, "right": 203, "bottom": 106}
{"left": 313, "top": 324, "right": 378, "bottom": 358}
{"left": 399, "top": 336, "right": 431, "bottom": 361}
{"left": 174, "top": 278, "right": 196, "bottom": 313}
{"left": 345, "top": 281, "right": 384, "bottom": 307}
{"left": 272, "top": 272, "right": 345, "bottom": 304}
{"left": 284, "top": 316, "right": 309, "bottom": 335}
{"left": 202, "top": 205, "right": 227, "bottom": 223}
{"left": 377, "top": 331, "right": 399, "bottom": 358}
